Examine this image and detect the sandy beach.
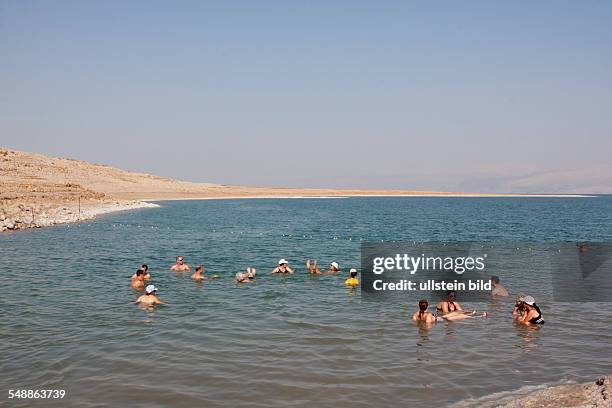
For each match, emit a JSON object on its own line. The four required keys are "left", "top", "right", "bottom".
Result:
{"left": 0, "top": 147, "right": 591, "bottom": 232}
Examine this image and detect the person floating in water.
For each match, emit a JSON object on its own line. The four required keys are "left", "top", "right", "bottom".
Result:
{"left": 306, "top": 259, "right": 321, "bottom": 275}
{"left": 514, "top": 295, "right": 544, "bottom": 325}
{"left": 326, "top": 261, "right": 340, "bottom": 274}
{"left": 345, "top": 269, "right": 359, "bottom": 286}
{"left": 437, "top": 290, "right": 462, "bottom": 314}
{"left": 131, "top": 268, "right": 146, "bottom": 290}
{"left": 271, "top": 259, "right": 294, "bottom": 274}
{"left": 491, "top": 275, "right": 509, "bottom": 297}
{"left": 414, "top": 299, "right": 487, "bottom": 323}
{"left": 191, "top": 265, "right": 218, "bottom": 281}
{"left": 135, "top": 285, "right": 163, "bottom": 305}
{"left": 236, "top": 272, "right": 251, "bottom": 283}
{"left": 171, "top": 256, "right": 190, "bottom": 272}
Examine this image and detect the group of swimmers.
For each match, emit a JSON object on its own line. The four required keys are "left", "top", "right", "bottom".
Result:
{"left": 411, "top": 277, "right": 545, "bottom": 326}
{"left": 130, "top": 257, "right": 360, "bottom": 306}
{"left": 130, "top": 259, "right": 544, "bottom": 326}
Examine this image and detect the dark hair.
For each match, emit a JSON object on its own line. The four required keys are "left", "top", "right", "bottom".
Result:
{"left": 141, "top": 264, "right": 148, "bottom": 271}
{"left": 196, "top": 265, "right": 203, "bottom": 272}
{"left": 350, "top": 270, "right": 357, "bottom": 277}
{"left": 136, "top": 268, "right": 145, "bottom": 276}
{"left": 418, "top": 299, "right": 429, "bottom": 320}
{"left": 491, "top": 275, "right": 500, "bottom": 284}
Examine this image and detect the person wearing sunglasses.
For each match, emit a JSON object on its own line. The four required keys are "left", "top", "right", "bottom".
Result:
{"left": 271, "top": 259, "right": 294, "bottom": 274}
{"left": 170, "top": 256, "right": 190, "bottom": 272}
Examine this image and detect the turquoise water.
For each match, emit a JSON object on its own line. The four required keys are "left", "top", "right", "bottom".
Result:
{"left": 1, "top": 197, "right": 612, "bottom": 407}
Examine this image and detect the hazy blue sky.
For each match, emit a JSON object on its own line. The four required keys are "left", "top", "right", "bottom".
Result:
{"left": 1, "top": 1, "right": 611, "bottom": 193}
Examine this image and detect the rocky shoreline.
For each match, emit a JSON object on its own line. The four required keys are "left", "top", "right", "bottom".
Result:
{"left": 0, "top": 199, "right": 158, "bottom": 232}
{"left": 501, "top": 376, "right": 611, "bottom": 408}
{"left": 454, "top": 375, "right": 612, "bottom": 408}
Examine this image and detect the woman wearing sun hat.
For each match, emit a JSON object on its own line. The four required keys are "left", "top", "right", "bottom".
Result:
{"left": 325, "top": 261, "right": 340, "bottom": 274}
{"left": 271, "top": 259, "right": 294, "bottom": 274}
{"left": 515, "top": 295, "right": 544, "bottom": 325}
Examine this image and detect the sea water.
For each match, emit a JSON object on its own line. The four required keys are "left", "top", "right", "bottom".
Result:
{"left": 1, "top": 196, "right": 612, "bottom": 407}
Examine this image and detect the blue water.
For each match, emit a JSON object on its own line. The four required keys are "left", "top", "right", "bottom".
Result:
{"left": 1, "top": 197, "right": 612, "bottom": 407}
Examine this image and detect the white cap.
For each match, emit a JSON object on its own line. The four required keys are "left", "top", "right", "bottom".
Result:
{"left": 350, "top": 268, "right": 357, "bottom": 273}
{"left": 331, "top": 262, "right": 339, "bottom": 269}
{"left": 523, "top": 295, "right": 535, "bottom": 305}
{"left": 145, "top": 285, "right": 157, "bottom": 294}
{"left": 247, "top": 267, "right": 256, "bottom": 276}
{"left": 278, "top": 259, "right": 287, "bottom": 265}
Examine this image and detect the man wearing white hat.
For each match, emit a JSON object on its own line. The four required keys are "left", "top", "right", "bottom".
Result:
{"left": 271, "top": 259, "right": 294, "bottom": 274}
{"left": 134, "top": 285, "right": 163, "bottom": 306}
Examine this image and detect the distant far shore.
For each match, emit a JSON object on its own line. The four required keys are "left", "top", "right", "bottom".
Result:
{"left": 141, "top": 193, "right": 593, "bottom": 201}
{"left": 0, "top": 147, "right": 595, "bottom": 232}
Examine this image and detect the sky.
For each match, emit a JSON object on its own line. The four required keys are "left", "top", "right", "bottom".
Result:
{"left": 1, "top": 1, "right": 611, "bottom": 193}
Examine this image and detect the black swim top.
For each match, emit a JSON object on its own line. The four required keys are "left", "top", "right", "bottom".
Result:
{"left": 528, "top": 304, "right": 545, "bottom": 325}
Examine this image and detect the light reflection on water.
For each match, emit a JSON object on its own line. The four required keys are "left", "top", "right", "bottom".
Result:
{"left": 1, "top": 197, "right": 612, "bottom": 407}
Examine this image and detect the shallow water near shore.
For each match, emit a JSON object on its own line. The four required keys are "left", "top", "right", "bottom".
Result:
{"left": 1, "top": 196, "right": 612, "bottom": 407}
